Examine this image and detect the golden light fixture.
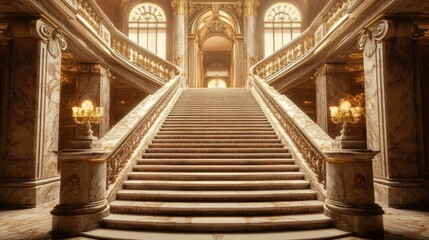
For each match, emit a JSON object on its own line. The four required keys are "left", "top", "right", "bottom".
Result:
{"left": 72, "top": 100, "right": 103, "bottom": 139}
{"left": 329, "top": 93, "right": 365, "bottom": 140}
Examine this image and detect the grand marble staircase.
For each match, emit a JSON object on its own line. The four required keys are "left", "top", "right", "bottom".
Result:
{"left": 83, "top": 89, "right": 350, "bottom": 239}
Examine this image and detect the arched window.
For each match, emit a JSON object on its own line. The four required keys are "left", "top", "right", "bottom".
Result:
{"left": 128, "top": 3, "right": 166, "bottom": 58}
{"left": 264, "top": 3, "right": 302, "bottom": 57}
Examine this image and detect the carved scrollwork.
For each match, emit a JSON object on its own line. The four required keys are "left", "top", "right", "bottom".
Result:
{"left": 358, "top": 20, "right": 395, "bottom": 57}
{"left": 30, "top": 19, "right": 67, "bottom": 59}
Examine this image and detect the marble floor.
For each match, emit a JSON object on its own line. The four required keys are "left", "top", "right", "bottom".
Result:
{"left": 0, "top": 202, "right": 428, "bottom": 240}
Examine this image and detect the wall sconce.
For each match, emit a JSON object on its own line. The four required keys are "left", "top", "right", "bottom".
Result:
{"left": 329, "top": 93, "right": 366, "bottom": 149}
{"left": 72, "top": 100, "right": 103, "bottom": 140}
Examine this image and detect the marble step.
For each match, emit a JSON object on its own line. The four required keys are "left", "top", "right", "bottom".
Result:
{"left": 116, "top": 189, "right": 318, "bottom": 202}
{"left": 161, "top": 123, "right": 272, "bottom": 127}
{"left": 127, "top": 172, "right": 305, "bottom": 181}
{"left": 133, "top": 164, "right": 299, "bottom": 172}
{"left": 169, "top": 112, "right": 264, "bottom": 115}
{"left": 156, "top": 131, "right": 276, "bottom": 135}
{"left": 137, "top": 158, "right": 295, "bottom": 165}
{"left": 166, "top": 116, "right": 268, "bottom": 120}
{"left": 151, "top": 139, "right": 282, "bottom": 144}
{"left": 122, "top": 180, "right": 310, "bottom": 191}
{"left": 141, "top": 152, "right": 292, "bottom": 159}
{"left": 159, "top": 127, "right": 274, "bottom": 131}
{"left": 82, "top": 228, "right": 352, "bottom": 240}
{"left": 171, "top": 107, "right": 261, "bottom": 110}
{"left": 144, "top": 148, "right": 290, "bottom": 154}
{"left": 101, "top": 213, "right": 332, "bottom": 232}
{"left": 163, "top": 119, "right": 269, "bottom": 123}
{"left": 109, "top": 200, "right": 324, "bottom": 216}
{"left": 169, "top": 109, "right": 263, "bottom": 112}
{"left": 148, "top": 143, "right": 284, "bottom": 148}
{"left": 153, "top": 135, "right": 279, "bottom": 139}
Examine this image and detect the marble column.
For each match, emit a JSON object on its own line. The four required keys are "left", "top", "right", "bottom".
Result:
{"left": 51, "top": 151, "right": 109, "bottom": 237}
{"left": 315, "top": 63, "right": 351, "bottom": 137}
{"left": 0, "top": 19, "right": 66, "bottom": 207}
{"left": 75, "top": 64, "right": 110, "bottom": 138}
{"left": 188, "top": 35, "right": 197, "bottom": 88}
{"left": 358, "top": 19, "right": 429, "bottom": 206}
{"left": 245, "top": 0, "right": 259, "bottom": 87}
{"left": 172, "top": 0, "right": 187, "bottom": 86}
{"left": 324, "top": 150, "right": 384, "bottom": 237}
{"left": 234, "top": 37, "right": 244, "bottom": 88}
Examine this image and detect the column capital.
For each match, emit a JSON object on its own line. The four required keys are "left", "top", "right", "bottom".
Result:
{"left": 244, "top": 0, "right": 260, "bottom": 17}
{"left": 29, "top": 19, "right": 67, "bottom": 59}
{"left": 171, "top": 0, "right": 187, "bottom": 16}
{"left": 357, "top": 19, "right": 395, "bottom": 57}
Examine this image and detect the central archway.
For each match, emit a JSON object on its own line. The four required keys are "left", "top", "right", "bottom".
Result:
{"left": 201, "top": 36, "right": 232, "bottom": 88}
{"left": 188, "top": 6, "right": 244, "bottom": 88}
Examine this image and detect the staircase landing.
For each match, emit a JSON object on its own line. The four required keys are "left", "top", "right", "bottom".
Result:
{"left": 83, "top": 89, "right": 351, "bottom": 240}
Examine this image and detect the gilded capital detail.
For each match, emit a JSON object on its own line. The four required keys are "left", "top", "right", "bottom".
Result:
{"left": 30, "top": 19, "right": 67, "bottom": 59}
{"left": 171, "top": 0, "right": 187, "bottom": 16}
{"left": 244, "top": 0, "right": 260, "bottom": 17}
{"left": 358, "top": 20, "right": 395, "bottom": 57}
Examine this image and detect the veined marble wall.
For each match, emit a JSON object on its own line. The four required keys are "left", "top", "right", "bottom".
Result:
{"left": 315, "top": 63, "right": 351, "bottom": 138}
{"left": 75, "top": 64, "right": 110, "bottom": 138}
{"left": 359, "top": 19, "right": 429, "bottom": 206}
{"left": 0, "top": 19, "right": 66, "bottom": 207}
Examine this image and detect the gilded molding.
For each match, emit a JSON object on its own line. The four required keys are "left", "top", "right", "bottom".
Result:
{"left": 199, "top": 19, "right": 234, "bottom": 41}
{"left": 358, "top": 20, "right": 395, "bottom": 57}
{"left": 30, "top": 19, "right": 67, "bottom": 59}
{"left": 171, "top": 0, "right": 187, "bottom": 16}
{"left": 244, "top": 0, "right": 260, "bottom": 17}
{"left": 314, "top": 64, "right": 327, "bottom": 79}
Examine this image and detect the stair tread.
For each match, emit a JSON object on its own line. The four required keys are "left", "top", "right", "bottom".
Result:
{"left": 82, "top": 228, "right": 351, "bottom": 240}
{"left": 103, "top": 213, "right": 330, "bottom": 224}
{"left": 117, "top": 189, "right": 317, "bottom": 196}
{"left": 110, "top": 200, "right": 324, "bottom": 209}
{"left": 128, "top": 172, "right": 303, "bottom": 176}
{"left": 123, "top": 180, "right": 309, "bottom": 185}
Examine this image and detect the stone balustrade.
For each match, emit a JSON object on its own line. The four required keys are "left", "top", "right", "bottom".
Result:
{"left": 60, "top": 0, "right": 180, "bottom": 82}
{"left": 252, "top": 0, "right": 363, "bottom": 82}
{"left": 250, "top": 75, "right": 383, "bottom": 237}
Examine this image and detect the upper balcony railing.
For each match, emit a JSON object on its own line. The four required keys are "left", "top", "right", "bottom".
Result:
{"left": 252, "top": 0, "right": 364, "bottom": 82}
{"left": 60, "top": 0, "right": 180, "bottom": 83}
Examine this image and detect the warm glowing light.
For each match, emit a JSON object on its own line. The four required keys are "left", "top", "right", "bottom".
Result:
{"left": 72, "top": 100, "right": 104, "bottom": 138}
{"left": 329, "top": 94, "right": 365, "bottom": 125}
{"left": 72, "top": 100, "right": 104, "bottom": 125}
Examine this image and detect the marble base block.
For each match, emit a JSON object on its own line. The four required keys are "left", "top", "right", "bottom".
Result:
{"left": 374, "top": 179, "right": 429, "bottom": 207}
{"left": 53, "top": 151, "right": 109, "bottom": 236}
{"left": 324, "top": 150, "right": 383, "bottom": 236}
{"left": 324, "top": 201, "right": 384, "bottom": 236}
{"left": 51, "top": 204, "right": 109, "bottom": 237}
{"left": 0, "top": 178, "right": 59, "bottom": 208}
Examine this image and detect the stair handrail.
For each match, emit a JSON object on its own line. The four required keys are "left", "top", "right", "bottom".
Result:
{"left": 100, "top": 75, "right": 182, "bottom": 191}
{"left": 252, "top": 0, "right": 364, "bottom": 83}
{"left": 251, "top": 76, "right": 332, "bottom": 188}
{"left": 59, "top": 0, "right": 180, "bottom": 83}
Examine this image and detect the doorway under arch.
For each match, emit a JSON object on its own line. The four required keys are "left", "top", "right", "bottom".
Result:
{"left": 188, "top": 7, "right": 244, "bottom": 88}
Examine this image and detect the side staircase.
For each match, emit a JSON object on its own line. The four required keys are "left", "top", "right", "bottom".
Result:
{"left": 83, "top": 89, "right": 350, "bottom": 240}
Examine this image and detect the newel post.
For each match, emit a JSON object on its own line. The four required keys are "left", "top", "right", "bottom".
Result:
{"left": 51, "top": 150, "right": 110, "bottom": 237}
{"left": 323, "top": 150, "right": 384, "bottom": 236}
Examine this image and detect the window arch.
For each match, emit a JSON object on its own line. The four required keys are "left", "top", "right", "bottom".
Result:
{"left": 264, "top": 3, "right": 302, "bottom": 57}
{"left": 128, "top": 3, "right": 166, "bottom": 58}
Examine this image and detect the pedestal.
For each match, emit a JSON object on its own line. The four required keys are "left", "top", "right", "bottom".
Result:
{"left": 52, "top": 151, "right": 110, "bottom": 237}
{"left": 324, "top": 150, "right": 384, "bottom": 237}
